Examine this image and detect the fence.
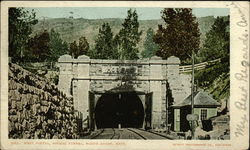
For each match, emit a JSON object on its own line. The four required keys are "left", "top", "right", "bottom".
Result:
{"left": 179, "top": 58, "right": 221, "bottom": 73}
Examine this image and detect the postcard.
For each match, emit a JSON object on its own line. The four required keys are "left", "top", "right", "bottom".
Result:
{"left": 0, "top": 1, "right": 249, "bottom": 150}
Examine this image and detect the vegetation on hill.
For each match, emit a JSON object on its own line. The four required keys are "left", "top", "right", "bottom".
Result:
{"left": 48, "top": 29, "right": 69, "bottom": 61}
{"left": 9, "top": 8, "right": 38, "bottom": 62}
{"left": 91, "top": 23, "right": 118, "bottom": 59}
{"left": 90, "top": 9, "right": 142, "bottom": 60}
{"left": 26, "top": 29, "right": 69, "bottom": 62}
{"left": 114, "top": 9, "right": 142, "bottom": 60}
{"left": 197, "top": 16, "right": 216, "bottom": 45}
{"left": 27, "top": 30, "right": 50, "bottom": 62}
{"left": 195, "top": 16, "right": 230, "bottom": 102}
{"left": 153, "top": 8, "right": 200, "bottom": 60}
{"left": 141, "top": 28, "right": 159, "bottom": 58}
{"left": 69, "top": 36, "right": 89, "bottom": 58}
{"left": 31, "top": 16, "right": 217, "bottom": 55}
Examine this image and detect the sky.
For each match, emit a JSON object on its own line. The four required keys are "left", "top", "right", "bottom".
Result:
{"left": 25, "top": 7, "right": 229, "bottom": 20}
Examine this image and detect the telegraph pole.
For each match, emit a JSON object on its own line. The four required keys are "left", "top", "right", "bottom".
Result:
{"left": 191, "top": 50, "right": 195, "bottom": 139}
{"left": 69, "top": 11, "right": 74, "bottom": 58}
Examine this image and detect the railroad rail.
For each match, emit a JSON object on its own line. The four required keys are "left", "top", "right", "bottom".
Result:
{"left": 126, "top": 128, "right": 147, "bottom": 139}
{"left": 89, "top": 128, "right": 172, "bottom": 139}
{"left": 90, "top": 128, "right": 105, "bottom": 139}
{"left": 90, "top": 128, "right": 120, "bottom": 139}
{"left": 127, "top": 128, "right": 172, "bottom": 140}
{"left": 141, "top": 129, "right": 174, "bottom": 140}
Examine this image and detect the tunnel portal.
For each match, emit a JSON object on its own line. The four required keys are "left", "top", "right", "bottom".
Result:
{"left": 95, "top": 92, "right": 144, "bottom": 129}
{"left": 58, "top": 54, "right": 183, "bottom": 129}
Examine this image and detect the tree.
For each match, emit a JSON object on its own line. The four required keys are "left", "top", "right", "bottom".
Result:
{"left": 93, "top": 23, "right": 118, "bottom": 59}
{"left": 69, "top": 36, "right": 89, "bottom": 59}
{"left": 153, "top": 8, "right": 200, "bottom": 61}
{"left": 198, "top": 16, "right": 229, "bottom": 62}
{"left": 195, "top": 16, "right": 230, "bottom": 101}
{"left": 9, "top": 7, "right": 38, "bottom": 62}
{"left": 115, "top": 9, "right": 142, "bottom": 60}
{"left": 27, "top": 30, "right": 50, "bottom": 62}
{"left": 69, "top": 41, "right": 78, "bottom": 58}
{"left": 48, "top": 29, "right": 68, "bottom": 61}
{"left": 141, "top": 28, "right": 159, "bottom": 58}
{"left": 78, "top": 36, "right": 89, "bottom": 56}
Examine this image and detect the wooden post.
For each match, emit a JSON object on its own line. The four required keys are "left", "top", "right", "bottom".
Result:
{"left": 191, "top": 51, "right": 195, "bottom": 139}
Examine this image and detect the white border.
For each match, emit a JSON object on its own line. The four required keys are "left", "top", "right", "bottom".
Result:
{"left": 1, "top": 1, "right": 249, "bottom": 150}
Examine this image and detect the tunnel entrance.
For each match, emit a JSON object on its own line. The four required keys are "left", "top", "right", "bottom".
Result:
{"left": 95, "top": 92, "right": 144, "bottom": 129}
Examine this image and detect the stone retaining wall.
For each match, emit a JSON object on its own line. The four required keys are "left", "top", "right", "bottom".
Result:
{"left": 8, "top": 63, "right": 79, "bottom": 139}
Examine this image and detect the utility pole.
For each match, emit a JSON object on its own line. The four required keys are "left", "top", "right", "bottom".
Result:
{"left": 191, "top": 50, "right": 195, "bottom": 139}
{"left": 69, "top": 11, "right": 74, "bottom": 58}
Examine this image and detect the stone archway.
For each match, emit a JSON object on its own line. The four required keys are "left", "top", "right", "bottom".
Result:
{"left": 88, "top": 90, "right": 152, "bottom": 130}
{"left": 95, "top": 92, "right": 144, "bottom": 129}
{"left": 57, "top": 55, "right": 185, "bottom": 130}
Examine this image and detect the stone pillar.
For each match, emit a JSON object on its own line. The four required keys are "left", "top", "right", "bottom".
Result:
{"left": 138, "top": 94, "right": 146, "bottom": 129}
{"left": 74, "top": 55, "right": 90, "bottom": 128}
{"left": 72, "top": 80, "right": 78, "bottom": 111}
{"left": 166, "top": 56, "right": 183, "bottom": 104}
{"left": 149, "top": 56, "right": 163, "bottom": 128}
{"left": 161, "top": 80, "right": 167, "bottom": 126}
{"left": 57, "top": 55, "right": 73, "bottom": 96}
{"left": 166, "top": 56, "right": 180, "bottom": 78}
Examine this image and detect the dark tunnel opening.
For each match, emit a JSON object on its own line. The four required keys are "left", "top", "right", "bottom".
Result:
{"left": 95, "top": 92, "right": 144, "bottom": 129}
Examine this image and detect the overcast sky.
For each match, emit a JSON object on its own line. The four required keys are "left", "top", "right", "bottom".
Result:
{"left": 25, "top": 7, "right": 229, "bottom": 20}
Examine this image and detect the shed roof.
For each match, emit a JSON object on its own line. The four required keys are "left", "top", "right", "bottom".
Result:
{"left": 172, "top": 91, "right": 220, "bottom": 107}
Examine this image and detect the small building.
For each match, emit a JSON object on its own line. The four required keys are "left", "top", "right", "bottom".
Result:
{"left": 171, "top": 91, "right": 220, "bottom": 132}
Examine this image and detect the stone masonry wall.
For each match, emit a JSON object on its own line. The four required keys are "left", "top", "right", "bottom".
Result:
{"left": 58, "top": 55, "right": 185, "bottom": 129}
{"left": 8, "top": 63, "right": 79, "bottom": 139}
{"left": 166, "top": 56, "right": 191, "bottom": 104}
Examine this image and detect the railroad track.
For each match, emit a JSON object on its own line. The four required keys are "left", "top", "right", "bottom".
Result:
{"left": 90, "top": 128, "right": 105, "bottom": 139}
{"left": 110, "top": 128, "right": 121, "bottom": 139}
{"left": 127, "top": 128, "right": 172, "bottom": 140}
{"left": 91, "top": 128, "right": 120, "bottom": 139}
{"left": 127, "top": 128, "right": 147, "bottom": 139}
{"left": 137, "top": 128, "right": 173, "bottom": 140}
{"left": 110, "top": 128, "right": 116, "bottom": 139}
{"left": 90, "top": 128, "right": 172, "bottom": 139}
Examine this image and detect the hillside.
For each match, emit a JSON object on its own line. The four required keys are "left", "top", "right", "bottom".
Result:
{"left": 31, "top": 16, "right": 216, "bottom": 52}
